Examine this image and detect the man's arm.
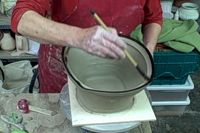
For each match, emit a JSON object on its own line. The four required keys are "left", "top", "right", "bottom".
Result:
{"left": 142, "top": 0, "right": 163, "bottom": 54}
{"left": 17, "top": 11, "right": 81, "bottom": 46}
{"left": 143, "top": 23, "right": 161, "bottom": 54}
{"left": 11, "top": 1, "right": 126, "bottom": 59}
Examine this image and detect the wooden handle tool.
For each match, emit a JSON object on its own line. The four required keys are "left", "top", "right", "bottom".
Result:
{"left": 18, "top": 99, "right": 56, "bottom": 116}
{"left": 29, "top": 105, "right": 56, "bottom": 116}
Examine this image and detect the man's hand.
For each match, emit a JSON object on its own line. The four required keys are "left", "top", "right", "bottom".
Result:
{"left": 74, "top": 26, "right": 126, "bottom": 59}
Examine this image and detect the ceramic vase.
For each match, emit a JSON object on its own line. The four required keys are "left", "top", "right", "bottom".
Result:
{"left": 0, "top": 32, "right": 15, "bottom": 51}
{"left": 179, "top": 2, "right": 199, "bottom": 20}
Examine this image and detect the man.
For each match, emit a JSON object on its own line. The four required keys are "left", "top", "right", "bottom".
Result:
{"left": 11, "top": 0, "right": 163, "bottom": 93}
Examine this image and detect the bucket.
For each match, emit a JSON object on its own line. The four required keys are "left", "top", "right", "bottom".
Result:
{"left": 62, "top": 37, "right": 154, "bottom": 113}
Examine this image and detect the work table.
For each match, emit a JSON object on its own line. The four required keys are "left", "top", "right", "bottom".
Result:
{"left": 0, "top": 94, "right": 79, "bottom": 133}
{"left": 0, "top": 94, "right": 152, "bottom": 133}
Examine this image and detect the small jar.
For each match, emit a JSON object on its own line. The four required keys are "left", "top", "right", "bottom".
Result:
{"left": 179, "top": 2, "right": 199, "bottom": 20}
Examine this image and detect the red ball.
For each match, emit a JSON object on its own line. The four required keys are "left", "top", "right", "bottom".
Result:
{"left": 17, "top": 99, "right": 30, "bottom": 113}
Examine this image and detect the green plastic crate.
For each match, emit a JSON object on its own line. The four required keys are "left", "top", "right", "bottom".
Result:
{"left": 154, "top": 51, "right": 200, "bottom": 64}
{"left": 152, "top": 50, "right": 200, "bottom": 85}
{"left": 154, "top": 62, "right": 198, "bottom": 78}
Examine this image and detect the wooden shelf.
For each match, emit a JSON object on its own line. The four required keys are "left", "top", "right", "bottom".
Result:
{"left": 0, "top": 14, "right": 38, "bottom": 63}
{"left": 0, "top": 50, "right": 38, "bottom": 62}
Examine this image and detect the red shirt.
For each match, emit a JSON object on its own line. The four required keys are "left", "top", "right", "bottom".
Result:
{"left": 11, "top": 0, "right": 163, "bottom": 93}
{"left": 12, "top": 0, "right": 163, "bottom": 32}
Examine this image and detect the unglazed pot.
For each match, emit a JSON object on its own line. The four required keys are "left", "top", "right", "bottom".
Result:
{"left": 0, "top": 32, "right": 15, "bottom": 51}
{"left": 179, "top": 2, "right": 199, "bottom": 20}
{"left": 63, "top": 37, "right": 154, "bottom": 113}
{"left": 15, "top": 35, "right": 29, "bottom": 52}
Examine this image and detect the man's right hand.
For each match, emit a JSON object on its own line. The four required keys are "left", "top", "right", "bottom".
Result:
{"left": 73, "top": 26, "right": 127, "bottom": 59}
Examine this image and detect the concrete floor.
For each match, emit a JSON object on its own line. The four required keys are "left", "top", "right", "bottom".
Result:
{"left": 150, "top": 70, "right": 200, "bottom": 133}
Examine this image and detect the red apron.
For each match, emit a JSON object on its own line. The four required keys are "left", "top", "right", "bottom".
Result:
{"left": 39, "top": 0, "right": 144, "bottom": 93}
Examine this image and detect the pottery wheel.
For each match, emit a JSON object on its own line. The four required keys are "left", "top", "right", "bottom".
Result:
{"left": 59, "top": 84, "right": 142, "bottom": 133}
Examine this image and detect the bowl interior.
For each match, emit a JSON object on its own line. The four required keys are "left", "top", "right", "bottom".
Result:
{"left": 64, "top": 37, "right": 153, "bottom": 93}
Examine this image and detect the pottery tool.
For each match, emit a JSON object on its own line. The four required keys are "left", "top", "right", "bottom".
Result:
{"left": 17, "top": 99, "right": 56, "bottom": 116}
{"left": 90, "top": 10, "right": 150, "bottom": 81}
{"left": 11, "top": 130, "right": 28, "bottom": 133}
{"left": 0, "top": 114, "right": 26, "bottom": 131}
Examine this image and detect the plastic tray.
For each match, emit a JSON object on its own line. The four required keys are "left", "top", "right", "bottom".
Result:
{"left": 147, "top": 75, "right": 194, "bottom": 101}
{"left": 152, "top": 96, "right": 190, "bottom": 115}
{"left": 153, "top": 50, "right": 200, "bottom": 80}
{"left": 153, "top": 62, "right": 198, "bottom": 79}
{"left": 151, "top": 74, "right": 188, "bottom": 85}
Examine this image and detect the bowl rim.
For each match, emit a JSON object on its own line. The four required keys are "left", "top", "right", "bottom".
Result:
{"left": 62, "top": 36, "right": 154, "bottom": 93}
{"left": 182, "top": 2, "right": 199, "bottom": 10}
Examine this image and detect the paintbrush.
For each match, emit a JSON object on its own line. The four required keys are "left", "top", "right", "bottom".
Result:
{"left": 90, "top": 10, "right": 150, "bottom": 81}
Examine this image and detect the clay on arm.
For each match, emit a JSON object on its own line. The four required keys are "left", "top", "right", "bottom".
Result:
{"left": 11, "top": 0, "right": 82, "bottom": 46}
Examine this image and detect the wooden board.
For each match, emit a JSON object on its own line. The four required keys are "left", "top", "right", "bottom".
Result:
{"left": 68, "top": 79, "right": 156, "bottom": 126}
{"left": 0, "top": 50, "right": 38, "bottom": 60}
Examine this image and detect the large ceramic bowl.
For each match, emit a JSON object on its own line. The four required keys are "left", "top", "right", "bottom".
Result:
{"left": 62, "top": 37, "right": 154, "bottom": 113}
